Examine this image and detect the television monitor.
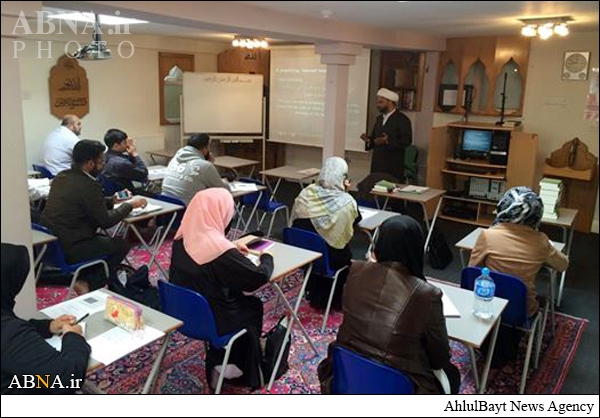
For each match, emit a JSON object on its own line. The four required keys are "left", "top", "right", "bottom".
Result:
{"left": 461, "top": 129, "right": 492, "bottom": 157}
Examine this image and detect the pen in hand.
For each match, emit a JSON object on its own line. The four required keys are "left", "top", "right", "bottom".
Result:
{"left": 74, "top": 313, "right": 89, "bottom": 325}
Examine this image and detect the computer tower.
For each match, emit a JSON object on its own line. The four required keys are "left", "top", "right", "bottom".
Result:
{"left": 489, "top": 131, "right": 510, "bottom": 165}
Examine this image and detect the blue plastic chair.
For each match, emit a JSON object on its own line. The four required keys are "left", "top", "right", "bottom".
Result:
{"left": 32, "top": 224, "right": 109, "bottom": 300}
{"left": 461, "top": 267, "right": 547, "bottom": 394}
{"left": 32, "top": 164, "right": 54, "bottom": 179}
{"left": 154, "top": 194, "right": 186, "bottom": 231}
{"left": 238, "top": 177, "right": 289, "bottom": 238}
{"left": 158, "top": 280, "right": 249, "bottom": 394}
{"left": 283, "top": 227, "right": 349, "bottom": 332}
{"left": 97, "top": 174, "right": 124, "bottom": 196}
{"left": 332, "top": 346, "right": 414, "bottom": 394}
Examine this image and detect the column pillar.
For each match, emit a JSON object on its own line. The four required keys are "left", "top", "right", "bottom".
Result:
{"left": 315, "top": 43, "right": 362, "bottom": 162}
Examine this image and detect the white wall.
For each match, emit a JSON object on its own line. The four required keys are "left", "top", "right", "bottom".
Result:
{"left": 18, "top": 33, "right": 227, "bottom": 166}
{"left": 433, "top": 31, "right": 599, "bottom": 232}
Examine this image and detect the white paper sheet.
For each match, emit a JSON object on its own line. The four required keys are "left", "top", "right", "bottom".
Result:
{"left": 45, "top": 323, "right": 86, "bottom": 352}
{"left": 441, "top": 291, "right": 461, "bottom": 318}
{"left": 399, "top": 185, "right": 429, "bottom": 194}
{"left": 230, "top": 182, "right": 258, "bottom": 192}
{"left": 87, "top": 326, "right": 165, "bottom": 366}
{"left": 245, "top": 253, "right": 261, "bottom": 267}
{"left": 114, "top": 202, "right": 163, "bottom": 217}
{"left": 41, "top": 290, "right": 109, "bottom": 319}
{"left": 359, "top": 207, "right": 378, "bottom": 221}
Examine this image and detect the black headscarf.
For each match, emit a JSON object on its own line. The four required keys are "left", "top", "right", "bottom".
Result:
{"left": 1, "top": 243, "right": 31, "bottom": 316}
{"left": 374, "top": 215, "right": 425, "bottom": 280}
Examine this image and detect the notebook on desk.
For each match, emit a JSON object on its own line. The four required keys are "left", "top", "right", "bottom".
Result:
{"left": 441, "top": 291, "right": 461, "bottom": 318}
{"left": 229, "top": 182, "right": 258, "bottom": 193}
{"left": 115, "top": 203, "right": 163, "bottom": 217}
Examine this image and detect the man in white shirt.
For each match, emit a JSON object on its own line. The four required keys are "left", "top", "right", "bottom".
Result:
{"left": 42, "top": 114, "right": 82, "bottom": 175}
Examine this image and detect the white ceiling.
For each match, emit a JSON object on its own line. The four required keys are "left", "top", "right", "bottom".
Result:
{"left": 235, "top": 1, "right": 599, "bottom": 37}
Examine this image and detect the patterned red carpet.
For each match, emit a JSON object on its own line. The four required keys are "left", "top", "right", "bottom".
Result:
{"left": 36, "top": 239, "right": 587, "bottom": 394}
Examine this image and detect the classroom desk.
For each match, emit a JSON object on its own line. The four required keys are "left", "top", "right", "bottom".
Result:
{"left": 42, "top": 289, "right": 183, "bottom": 394}
{"left": 121, "top": 197, "right": 184, "bottom": 279}
{"left": 260, "top": 166, "right": 320, "bottom": 200}
{"left": 357, "top": 206, "right": 399, "bottom": 258}
{"left": 237, "top": 236, "right": 322, "bottom": 391}
{"left": 455, "top": 227, "right": 565, "bottom": 334}
{"left": 229, "top": 182, "right": 267, "bottom": 235}
{"left": 214, "top": 156, "right": 259, "bottom": 177}
{"left": 429, "top": 280, "right": 508, "bottom": 394}
{"left": 147, "top": 165, "right": 168, "bottom": 182}
{"left": 147, "top": 149, "right": 177, "bottom": 164}
{"left": 28, "top": 169, "right": 41, "bottom": 178}
{"left": 371, "top": 186, "right": 446, "bottom": 253}
{"left": 541, "top": 208, "right": 578, "bottom": 307}
{"left": 32, "top": 228, "right": 58, "bottom": 280}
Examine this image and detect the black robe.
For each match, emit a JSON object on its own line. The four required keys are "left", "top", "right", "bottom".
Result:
{"left": 366, "top": 110, "right": 413, "bottom": 181}
{"left": 169, "top": 240, "right": 274, "bottom": 389}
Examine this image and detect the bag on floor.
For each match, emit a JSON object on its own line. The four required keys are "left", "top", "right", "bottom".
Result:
{"left": 261, "top": 316, "right": 292, "bottom": 381}
{"left": 427, "top": 229, "right": 453, "bottom": 270}
{"left": 108, "top": 265, "right": 161, "bottom": 310}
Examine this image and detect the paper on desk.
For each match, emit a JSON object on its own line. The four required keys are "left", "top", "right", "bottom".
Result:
{"left": 245, "top": 253, "right": 261, "bottom": 267}
{"left": 88, "top": 326, "right": 165, "bottom": 366}
{"left": 41, "top": 290, "right": 109, "bottom": 319}
{"left": 441, "top": 291, "right": 461, "bottom": 318}
{"left": 359, "top": 207, "right": 378, "bottom": 221}
{"left": 398, "top": 185, "right": 429, "bottom": 194}
{"left": 114, "top": 202, "right": 163, "bottom": 217}
{"left": 45, "top": 323, "right": 87, "bottom": 352}
{"left": 230, "top": 182, "right": 258, "bottom": 193}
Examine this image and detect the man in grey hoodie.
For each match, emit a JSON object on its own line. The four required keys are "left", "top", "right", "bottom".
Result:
{"left": 162, "top": 134, "right": 230, "bottom": 205}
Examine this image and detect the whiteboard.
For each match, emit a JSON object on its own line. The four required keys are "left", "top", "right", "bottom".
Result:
{"left": 183, "top": 72, "right": 263, "bottom": 134}
{"left": 269, "top": 46, "right": 370, "bottom": 152}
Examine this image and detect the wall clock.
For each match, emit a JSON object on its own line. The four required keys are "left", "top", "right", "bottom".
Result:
{"left": 562, "top": 51, "right": 591, "bottom": 81}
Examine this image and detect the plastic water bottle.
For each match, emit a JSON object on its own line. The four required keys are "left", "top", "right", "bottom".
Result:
{"left": 473, "top": 267, "right": 495, "bottom": 320}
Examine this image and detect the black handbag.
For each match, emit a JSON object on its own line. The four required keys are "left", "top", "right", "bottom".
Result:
{"left": 427, "top": 229, "right": 453, "bottom": 270}
{"left": 261, "top": 316, "right": 292, "bottom": 381}
{"left": 108, "top": 265, "right": 161, "bottom": 310}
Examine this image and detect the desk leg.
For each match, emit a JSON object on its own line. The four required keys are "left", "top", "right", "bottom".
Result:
{"left": 268, "top": 264, "right": 318, "bottom": 391}
{"left": 423, "top": 197, "right": 443, "bottom": 254}
{"left": 468, "top": 346, "right": 480, "bottom": 391}
{"left": 269, "top": 178, "right": 283, "bottom": 202}
{"left": 82, "top": 380, "right": 106, "bottom": 394}
{"left": 459, "top": 248, "right": 468, "bottom": 269}
{"left": 382, "top": 197, "right": 390, "bottom": 211}
{"left": 142, "top": 332, "right": 172, "bottom": 394}
{"left": 478, "top": 317, "right": 501, "bottom": 394}
{"left": 549, "top": 269, "right": 556, "bottom": 335}
{"left": 242, "top": 191, "right": 263, "bottom": 235}
{"left": 34, "top": 244, "right": 48, "bottom": 282}
{"left": 557, "top": 225, "right": 575, "bottom": 307}
{"left": 362, "top": 229, "right": 375, "bottom": 260}
{"left": 129, "top": 214, "right": 175, "bottom": 279}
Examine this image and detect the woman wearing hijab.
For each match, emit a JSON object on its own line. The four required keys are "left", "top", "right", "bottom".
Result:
{"left": 1, "top": 243, "right": 91, "bottom": 394}
{"left": 290, "top": 157, "right": 361, "bottom": 309}
{"left": 317, "top": 216, "right": 460, "bottom": 394}
{"left": 469, "top": 187, "right": 569, "bottom": 317}
{"left": 169, "top": 188, "right": 274, "bottom": 390}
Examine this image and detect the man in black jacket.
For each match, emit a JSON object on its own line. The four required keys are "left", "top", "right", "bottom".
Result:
{"left": 41, "top": 140, "right": 147, "bottom": 294}
{"left": 1, "top": 244, "right": 91, "bottom": 394}
{"left": 360, "top": 88, "right": 413, "bottom": 181}
{"left": 101, "top": 128, "right": 151, "bottom": 195}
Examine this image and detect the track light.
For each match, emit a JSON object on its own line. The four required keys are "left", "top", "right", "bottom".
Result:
{"left": 519, "top": 16, "right": 572, "bottom": 40}
{"left": 232, "top": 36, "right": 269, "bottom": 49}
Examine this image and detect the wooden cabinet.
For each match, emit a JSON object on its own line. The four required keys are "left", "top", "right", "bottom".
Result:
{"left": 379, "top": 50, "right": 425, "bottom": 111}
{"left": 435, "top": 36, "right": 531, "bottom": 117}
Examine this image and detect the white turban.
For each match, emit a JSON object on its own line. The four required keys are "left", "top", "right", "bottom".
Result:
{"left": 377, "top": 88, "right": 399, "bottom": 103}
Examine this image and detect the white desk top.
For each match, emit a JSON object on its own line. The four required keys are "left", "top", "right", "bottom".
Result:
{"left": 147, "top": 149, "right": 177, "bottom": 159}
{"left": 371, "top": 186, "right": 446, "bottom": 204}
{"left": 237, "top": 236, "right": 322, "bottom": 282}
{"left": 455, "top": 227, "right": 566, "bottom": 253}
{"left": 121, "top": 197, "right": 184, "bottom": 224}
{"left": 429, "top": 280, "right": 508, "bottom": 348}
{"left": 42, "top": 289, "right": 182, "bottom": 371}
{"left": 260, "top": 165, "right": 320, "bottom": 181}
{"left": 541, "top": 208, "right": 578, "bottom": 228}
{"left": 147, "top": 165, "right": 168, "bottom": 181}
{"left": 229, "top": 182, "right": 267, "bottom": 199}
{"left": 214, "top": 156, "right": 259, "bottom": 170}
{"left": 32, "top": 229, "right": 58, "bottom": 246}
{"left": 357, "top": 207, "right": 399, "bottom": 232}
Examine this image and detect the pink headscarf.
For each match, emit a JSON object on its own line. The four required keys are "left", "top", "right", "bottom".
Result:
{"left": 174, "top": 188, "right": 236, "bottom": 265}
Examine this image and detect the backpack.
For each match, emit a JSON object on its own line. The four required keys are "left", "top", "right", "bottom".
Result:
{"left": 427, "top": 229, "right": 453, "bottom": 270}
{"left": 108, "top": 265, "right": 161, "bottom": 310}
{"left": 261, "top": 316, "right": 292, "bottom": 382}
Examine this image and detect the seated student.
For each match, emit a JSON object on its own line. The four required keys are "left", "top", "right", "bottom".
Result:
{"left": 1, "top": 243, "right": 91, "bottom": 394}
{"left": 101, "top": 128, "right": 153, "bottom": 195}
{"left": 169, "top": 188, "right": 273, "bottom": 390}
{"left": 470, "top": 186, "right": 569, "bottom": 317}
{"left": 162, "top": 133, "right": 230, "bottom": 205}
{"left": 41, "top": 140, "right": 147, "bottom": 295}
{"left": 290, "top": 156, "right": 360, "bottom": 309}
{"left": 42, "top": 114, "right": 82, "bottom": 176}
{"left": 318, "top": 216, "right": 460, "bottom": 394}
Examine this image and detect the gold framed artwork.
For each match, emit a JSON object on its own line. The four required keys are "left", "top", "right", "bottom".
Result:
{"left": 562, "top": 51, "right": 591, "bottom": 81}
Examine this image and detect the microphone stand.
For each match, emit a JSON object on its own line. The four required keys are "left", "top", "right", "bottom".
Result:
{"left": 496, "top": 72, "right": 508, "bottom": 126}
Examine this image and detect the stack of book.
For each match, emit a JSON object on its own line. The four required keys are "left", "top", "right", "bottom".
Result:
{"left": 539, "top": 177, "right": 563, "bottom": 220}
{"left": 372, "top": 180, "right": 397, "bottom": 193}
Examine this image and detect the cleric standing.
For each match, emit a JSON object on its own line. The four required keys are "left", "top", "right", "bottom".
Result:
{"left": 360, "top": 88, "right": 413, "bottom": 181}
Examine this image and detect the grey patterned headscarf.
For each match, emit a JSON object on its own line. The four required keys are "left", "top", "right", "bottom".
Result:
{"left": 494, "top": 186, "right": 544, "bottom": 229}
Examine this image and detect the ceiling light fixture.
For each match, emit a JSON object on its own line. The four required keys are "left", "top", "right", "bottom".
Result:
{"left": 231, "top": 36, "right": 269, "bottom": 49}
{"left": 519, "top": 16, "right": 572, "bottom": 40}
{"left": 51, "top": 11, "right": 148, "bottom": 25}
